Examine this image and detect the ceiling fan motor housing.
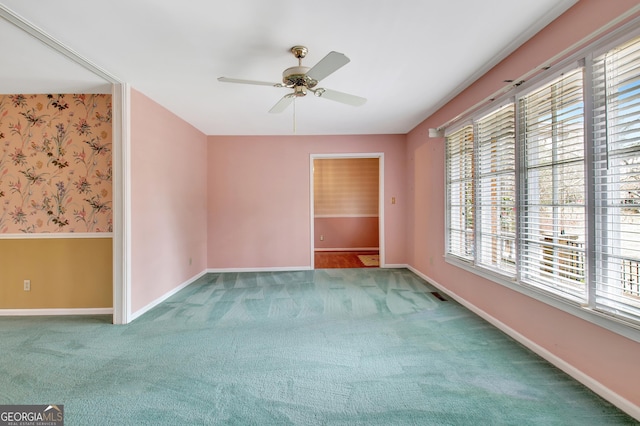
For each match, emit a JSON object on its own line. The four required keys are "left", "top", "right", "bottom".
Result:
{"left": 282, "top": 66, "right": 317, "bottom": 89}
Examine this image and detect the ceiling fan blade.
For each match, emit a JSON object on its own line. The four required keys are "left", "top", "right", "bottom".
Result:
{"left": 306, "top": 51, "right": 350, "bottom": 82}
{"left": 315, "top": 88, "right": 366, "bottom": 106}
{"left": 269, "top": 94, "right": 295, "bottom": 113}
{"left": 218, "top": 77, "right": 282, "bottom": 87}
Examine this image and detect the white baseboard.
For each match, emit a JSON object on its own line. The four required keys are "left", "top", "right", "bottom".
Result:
{"left": 207, "top": 266, "right": 312, "bottom": 273}
{"left": 314, "top": 247, "right": 380, "bottom": 252}
{"left": 129, "top": 270, "right": 208, "bottom": 322}
{"left": 0, "top": 308, "right": 113, "bottom": 316}
{"left": 207, "top": 265, "right": 407, "bottom": 272}
{"left": 407, "top": 265, "right": 640, "bottom": 421}
{"left": 383, "top": 263, "right": 409, "bottom": 269}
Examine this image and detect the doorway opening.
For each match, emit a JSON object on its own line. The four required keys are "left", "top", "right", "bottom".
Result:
{"left": 310, "top": 154, "right": 384, "bottom": 269}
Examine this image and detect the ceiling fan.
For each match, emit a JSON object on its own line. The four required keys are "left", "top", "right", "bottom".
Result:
{"left": 218, "top": 46, "right": 367, "bottom": 113}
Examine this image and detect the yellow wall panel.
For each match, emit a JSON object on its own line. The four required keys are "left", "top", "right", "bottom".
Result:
{"left": 0, "top": 238, "right": 112, "bottom": 309}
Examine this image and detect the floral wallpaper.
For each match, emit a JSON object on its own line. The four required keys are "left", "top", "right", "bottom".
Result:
{"left": 0, "top": 94, "right": 112, "bottom": 233}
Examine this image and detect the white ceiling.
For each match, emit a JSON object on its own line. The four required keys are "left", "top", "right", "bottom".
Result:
{"left": 0, "top": 0, "right": 577, "bottom": 136}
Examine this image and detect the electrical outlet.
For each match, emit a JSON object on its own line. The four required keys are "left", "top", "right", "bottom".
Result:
{"left": 24, "top": 280, "right": 31, "bottom": 291}
{"left": 320, "top": 235, "right": 324, "bottom": 241}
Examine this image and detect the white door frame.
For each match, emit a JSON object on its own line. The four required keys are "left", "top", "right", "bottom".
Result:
{"left": 0, "top": 7, "right": 131, "bottom": 324}
{"left": 309, "top": 153, "right": 385, "bottom": 269}
{"left": 111, "top": 83, "right": 131, "bottom": 324}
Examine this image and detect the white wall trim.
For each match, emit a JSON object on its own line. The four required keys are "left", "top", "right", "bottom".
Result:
{"left": 314, "top": 214, "right": 380, "bottom": 218}
{"left": 383, "top": 263, "right": 409, "bottom": 269}
{"left": 0, "top": 5, "right": 122, "bottom": 84}
{"left": 378, "top": 155, "right": 385, "bottom": 267}
{"left": 207, "top": 265, "right": 404, "bottom": 273}
{"left": 435, "top": 3, "right": 640, "bottom": 131}
{"left": 0, "top": 233, "right": 113, "bottom": 240}
{"left": 407, "top": 265, "right": 640, "bottom": 421}
{"left": 429, "top": 0, "right": 579, "bottom": 131}
{"left": 207, "top": 266, "right": 312, "bottom": 274}
{"left": 112, "top": 83, "right": 131, "bottom": 325}
{"left": 129, "top": 270, "right": 207, "bottom": 322}
{"left": 314, "top": 247, "right": 379, "bottom": 252}
{"left": 0, "top": 308, "right": 113, "bottom": 317}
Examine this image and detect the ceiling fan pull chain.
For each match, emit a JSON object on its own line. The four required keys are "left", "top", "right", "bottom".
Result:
{"left": 293, "top": 96, "right": 297, "bottom": 134}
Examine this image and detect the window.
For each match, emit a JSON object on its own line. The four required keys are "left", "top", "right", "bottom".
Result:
{"left": 444, "top": 31, "right": 640, "bottom": 331}
{"left": 476, "top": 104, "right": 516, "bottom": 275}
{"left": 592, "top": 36, "right": 640, "bottom": 323}
{"left": 519, "top": 69, "right": 586, "bottom": 302}
{"left": 446, "top": 125, "right": 474, "bottom": 260}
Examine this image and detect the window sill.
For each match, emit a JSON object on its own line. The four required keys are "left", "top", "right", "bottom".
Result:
{"left": 444, "top": 254, "right": 640, "bottom": 343}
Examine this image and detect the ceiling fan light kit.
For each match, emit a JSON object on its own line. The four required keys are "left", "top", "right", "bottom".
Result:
{"left": 218, "top": 45, "right": 366, "bottom": 113}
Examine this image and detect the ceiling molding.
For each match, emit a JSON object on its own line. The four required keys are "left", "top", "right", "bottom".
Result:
{"left": 422, "top": 0, "right": 578, "bottom": 130}
{"left": 436, "top": 3, "right": 640, "bottom": 131}
{"left": 0, "top": 4, "right": 121, "bottom": 85}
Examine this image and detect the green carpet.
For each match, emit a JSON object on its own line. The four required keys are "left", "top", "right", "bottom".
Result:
{"left": 0, "top": 268, "right": 636, "bottom": 425}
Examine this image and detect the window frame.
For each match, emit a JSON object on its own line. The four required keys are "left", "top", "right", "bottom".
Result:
{"left": 590, "top": 34, "right": 640, "bottom": 324}
{"left": 443, "top": 22, "right": 640, "bottom": 343}
{"left": 445, "top": 122, "right": 475, "bottom": 262}
{"left": 475, "top": 103, "right": 517, "bottom": 278}
{"left": 517, "top": 64, "right": 587, "bottom": 303}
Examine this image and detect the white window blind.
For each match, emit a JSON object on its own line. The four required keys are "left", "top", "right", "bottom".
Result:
{"left": 519, "top": 69, "right": 587, "bottom": 301}
{"left": 476, "top": 104, "right": 516, "bottom": 275}
{"left": 592, "top": 35, "right": 640, "bottom": 323}
{"left": 442, "top": 27, "right": 640, "bottom": 332}
{"left": 446, "top": 125, "right": 475, "bottom": 260}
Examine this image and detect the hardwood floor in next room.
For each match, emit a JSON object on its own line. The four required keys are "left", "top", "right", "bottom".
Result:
{"left": 314, "top": 251, "right": 379, "bottom": 269}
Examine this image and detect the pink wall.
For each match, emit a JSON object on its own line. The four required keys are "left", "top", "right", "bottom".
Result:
{"left": 314, "top": 217, "right": 379, "bottom": 249}
{"left": 130, "top": 89, "right": 208, "bottom": 313}
{"left": 406, "top": 0, "right": 640, "bottom": 408}
{"left": 207, "top": 134, "right": 405, "bottom": 269}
